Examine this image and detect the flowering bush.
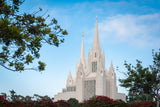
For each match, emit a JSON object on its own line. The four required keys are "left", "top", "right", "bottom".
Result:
{"left": 3, "top": 100, "right": 70, "bottom": 107}
{"left": 67, "top": 98, "right": 79, "bottom": 107}
{"left": 82, "top": 96, "right": 114, "bottom": 107}
{"left": 0, "top": 94, "right": 156, "bottom": 107}
{"left": 133, "top": 101, "right": 152, "bottom": 107}
{"left": 54, "top": 100, "right": 71, "bottom": 107}
{"left": 114, "top": 99, "right": 127, "bottom": 107}
{"left": 96, "top": 96, "right": 114, "bottom": 105}
{"left": 0, "top": 95, "right": 8, "bottom": 105}
{"left": 0, "top": 95, "right": 71, "bottom": 107}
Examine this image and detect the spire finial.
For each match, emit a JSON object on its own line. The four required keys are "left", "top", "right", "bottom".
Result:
{"left": 82, "top": 32, "right": 84, "bottom": 38}
{"left": 96, "top": 16, "right": 97, "bottom": 20}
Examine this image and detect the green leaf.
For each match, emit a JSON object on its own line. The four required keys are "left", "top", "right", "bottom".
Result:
{"left": 38, "top": 61, "right": 46, "bottom": 71}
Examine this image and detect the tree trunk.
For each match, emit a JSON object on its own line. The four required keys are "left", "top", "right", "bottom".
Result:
{"left": 157, "top": 89, "right": 159, "bottom": 107}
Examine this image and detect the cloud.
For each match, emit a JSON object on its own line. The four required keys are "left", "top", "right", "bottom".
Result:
{"left": 26, "top": 0, "right": 160, "bottom": 48}
{"left": 98, "top": 13, "right": 160, "bottom": 48}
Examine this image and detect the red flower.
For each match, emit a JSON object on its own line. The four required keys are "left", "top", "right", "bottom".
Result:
{"left": 0, "top": 95, "right": 8, "bottom": 104}
{"left": 96, "top": 96, "right": 114, "bottom": 105}
{"left": 134, "top": 101, "right": 152, "bottom": 107}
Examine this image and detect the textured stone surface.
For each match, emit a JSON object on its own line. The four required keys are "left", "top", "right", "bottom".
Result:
{"left": 84, "top": 80, "right": 96, "bottom": 100}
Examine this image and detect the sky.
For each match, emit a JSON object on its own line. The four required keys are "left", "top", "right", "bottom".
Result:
{"left": 0, "top": 0, "right": 160, "bottom": 98}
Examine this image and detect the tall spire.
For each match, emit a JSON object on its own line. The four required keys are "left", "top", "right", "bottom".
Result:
{"left": 80, "top": 32, "right": 86, "bottom": 66}
{"left": 67, "top": 71, "right": 73, "bottom": 86}
{"left": 92, "top": 16, "right": 101, "bottom": 52}
{"left": 109, "top": 61, "right": 114, "bottom": 72}
{"left": 68, "top": 71, "right": 72, "bottom": 79}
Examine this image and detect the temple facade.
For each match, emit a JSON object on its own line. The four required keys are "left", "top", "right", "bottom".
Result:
{"left": 54, "top": 18, "right": 125, "bottom": 102}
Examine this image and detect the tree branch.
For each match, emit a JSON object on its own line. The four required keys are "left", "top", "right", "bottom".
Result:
{"left": 0, "top": 63, "right": 38, "bottom": 72}
{"left": 0, "top": 63, "right": 17, "bottom": 72}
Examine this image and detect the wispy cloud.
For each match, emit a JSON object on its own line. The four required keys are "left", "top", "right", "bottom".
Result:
{"left": 99, "top": 13, "right": 160, "bottom": 48}
{"left": 25, "top": 0, "right": 160, "bottom": 48}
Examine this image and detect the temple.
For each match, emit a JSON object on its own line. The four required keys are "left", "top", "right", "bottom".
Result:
{"left": 54, "top": 17, "right": 125, "bottom": 102}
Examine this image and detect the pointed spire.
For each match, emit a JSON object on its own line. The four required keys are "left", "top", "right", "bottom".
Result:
{"left": 103, "top": 51, "right": 105, "bottom": 55}
{"left": 80, "top": 32, "right": 86, "bottom": 66}
{"left": 92, "top": 16, "right": 101, "bottom": 52}
{"left": 68, "top": 71, "right": 72, "bottom": 79}
{"left": 67, "top": 71, "right": 73, "bottom": 86}
{"left": 80, "top": 32, "right": 85, "bottom": 59}
{"left": 109, "top": 61, "right": 114, "bottom": 72}
{"left": 111, "top": 61, "right": 113, "bottom": 67}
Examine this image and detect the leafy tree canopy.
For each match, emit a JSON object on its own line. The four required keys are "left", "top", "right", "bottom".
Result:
{"left": 0, "top": 0, "right": 68, "bottom": 72}
{"left": 119, "top": 49, "right": 160, "bottom": 103}
{"left": 119, "top": 60, "right": 153, "bottom": 101}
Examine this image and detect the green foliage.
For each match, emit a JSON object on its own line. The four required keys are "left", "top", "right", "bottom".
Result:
{"left": 55, "top": 100, "right": 71, "bottom": 107}
{"left": 67, "top": 98, "right": 79, "bottom": 107}
{"left": 0, "top": 0, "right": 68, "bottom": 72}
{"left": 150, "top": 49, "right": 160, "bottom": 107}
{"left": 10, "top": 90, "right": 16, "bottom": 102}
{"left": 0, "top": 92, "right": 156, "bottom": 107}
{"left": 114, "top": 99, "right": 127, "bottom": 107}
{"left": 150, "top": 49, "right": 160, "bottom": 91}
{"left": 119, "top": 49, "right": 160, "bottom": 103}
{"left": 119, "top": 60, "right": 153, "bottom": 101}
{"left": 38, "top": 61, "right": 46, "bottom": 71}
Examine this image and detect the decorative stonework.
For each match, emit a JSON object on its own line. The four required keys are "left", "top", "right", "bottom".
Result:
{"left": 54, "top": 18, "right": 126, "bottom": 102}
{"left": 84, "top": 80, "right": 96, "bottom": 100}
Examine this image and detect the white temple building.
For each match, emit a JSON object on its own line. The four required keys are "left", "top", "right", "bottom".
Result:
{"left": 54, "top": 17, "right": 125, "bottom": 102}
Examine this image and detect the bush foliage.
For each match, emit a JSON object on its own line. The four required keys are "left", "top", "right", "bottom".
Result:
{"left": 0, "top": 95, "right": 156, "bottom": 107}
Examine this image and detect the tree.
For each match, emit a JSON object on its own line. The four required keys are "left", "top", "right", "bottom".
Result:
{"left": 119, "top": 60, "right": 153, "bottom": 102}
{"left": 0, "top": 92, "right": 7, "bottom": 100}
{"left": 119, "top": 49, "right": 160, "bottom": 106}
{"left": 10, "top": 90, "right": 16, "bottom": 102}
{"left": 0, "top": 0, "right": 68, "bottom": 72}
{"left": 150, "top": 49, "right": 160, "bottom": 107}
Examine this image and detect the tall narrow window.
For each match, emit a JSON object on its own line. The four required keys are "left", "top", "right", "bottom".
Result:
{"left": 95, "top": 53, "right": 96, "bottom": 57}
{"left": 92, "top": 61, "right": 97, "bottom": 72}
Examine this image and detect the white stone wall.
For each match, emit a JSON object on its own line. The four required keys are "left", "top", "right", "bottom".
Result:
{"left": 54, "top": 92, "right": 76, "bottom": 101}
{"left": 105, "top": 77, "right": 110, "bottom": 97}
{"left": 116, "top": 93, "right": 126, "bottom": 102}
{"left": 76, "top": 78, "right": 84, "bottom": 102}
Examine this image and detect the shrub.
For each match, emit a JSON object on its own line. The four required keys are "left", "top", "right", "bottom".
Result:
{"left": 114, "top": 99, "right": 127, "bottom": 107}
{"left": 67, "top": 98, "right": 79, "bottom": 107}
{"left": 0, "top": 95, "right": 8, "bottom": 105}
{"left": 133, "top": 101, "right": 152, "bottom": 107}
{"left": 54, "top": 100, "right": 71, "bottom": 107}
{"left": 82, "top": 96, "right": 114, "bottom": 107}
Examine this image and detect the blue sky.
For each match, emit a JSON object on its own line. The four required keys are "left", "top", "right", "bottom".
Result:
{"left": 0, "top": 0, "right": 160, "bottom": 98}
